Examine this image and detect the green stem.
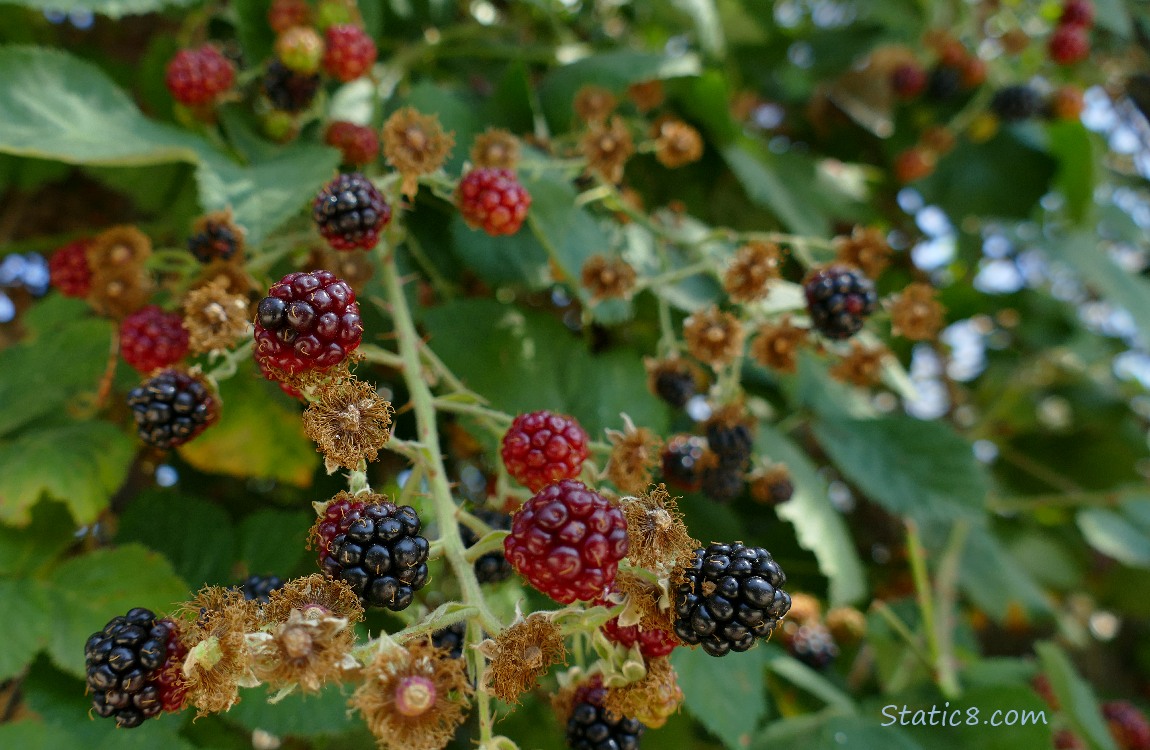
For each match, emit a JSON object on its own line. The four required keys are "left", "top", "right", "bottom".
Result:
{"left": 905, "top": 519, "right": 959, "bottom": 699}
{"left": 872, "top": 601, "right": 933, "bottom": 670}
{"left": 933, "top": 521, "right": 969, "bottom": 699}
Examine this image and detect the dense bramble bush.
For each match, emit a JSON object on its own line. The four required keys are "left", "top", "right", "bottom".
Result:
{"left": 1, "top": 1, "right": 1150, "bottom": 749}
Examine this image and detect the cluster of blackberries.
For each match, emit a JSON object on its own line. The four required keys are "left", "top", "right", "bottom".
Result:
{"left": 85, "top": 608, "right": 178, "bottom": 728}
{"left": 566, "top": 679, "right": 645, "bottom": 750}
{"left": 700, "top": 419, "right": 754, "bottom": 503}
{"left": 320, "top": 501, "right": 430, "bottom": 611}
{"left": 238, "top": 574, "right": 285, "bottom": 604}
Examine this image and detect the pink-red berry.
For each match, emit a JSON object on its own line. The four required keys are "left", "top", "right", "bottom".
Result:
{"left": 500, "top": 410, "right": 589, "bottom": 492}
{"left": 1060, "top": 0, "right": 1095, "bottom": 28}
{"left": 504, "top": 479, "right": 629, "bottom": 604}
{"left": 156, "top": 622, "right": 188, "bottom": 713}
{"left": 254, "top": 270, "right": 363, "bottom": 376}
{"left": 601, "top": 615, "right": 678, "bottom": 658}
{"left": 1103, "top": 701, "right": 1150, "bottom": 750}
{"left": 1049, "top": 24, "right": 1090, "bottom": 65}
{"left": 322, "top": 24, "right": 376, "bottom": 82}
{"left": 165, "top": 45, "right": 235, "bottom": 107}
{"left": 890, "top": 63, "right": 927, "bottom": 99}
{"left": 312, "top": 173, "right": 391, "bottom": 251}
{"left": 120, "top": 306, "right": 190, "bottom": 373}
{"left": 324, "top": 121, "right": 380, "bottom": 166}
{"left": 268, "top": 0, "right": 312, "bottom": 33}
{"left": 313, "top": 494, "right": 367, "bottom": 564}
{"left": 458, "top": 168, "right": 532, "bottom": 236}
{"left": 48, "top": 239, "right": 92, "bottom": 297}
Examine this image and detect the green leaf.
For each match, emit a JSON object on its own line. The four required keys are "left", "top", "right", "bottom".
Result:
{"left": 1047, "top": 121, "right": 1097, "bottom": 225}
{"left": 394, "top": 82, "right": 482, "bottom": 174}
{"left": 1092, "top": 0, "right": 1133, "bottom": 37}
{"left": 0, "top": 0, "right": 197, "bottom": 18}
{"left": 0, "top": 421, "right": 135, "bottom": 527}
{"left": 812, "top": 416, "right": 989, "bottom": 520}
{"left": 224, "top": 683, "right": 359, "bottom": 737}
{"left": 450, "top": 213, "right": 552, "bottom": 289}
{"left": 753, "top": 714, "right": 922, "bottom": 750}
{"left": 0, "top": 722, "right": 78, "bottom": 750}
{"left": 45, "top": 544, "right": 188, "bottom": 677}
{"left": 178, "top": 362, "right": 318, "bottom": 487}
{"left": 1077, "top": 503, "right": 1150, "bottom": 569}
{"left": 236, "top": 509, "right": 313, "bottom": 576}
{"left": 117, "top": 490, "right": 237, "bottom": 588}
{"left": 1045, "top": 231, "right": 1150, "bottom": 346}
{"left": 763, "top": 647, "right": 856, "bottom": 712}
{"left": 673, "top": 0, "right": 725, "bottom": 56}
{"left": 959, "top": 526, "right": 1052, "bottom": 623}
{"left": 420, "top": 299, "right": 666, "bottom": 436}
{"left": 0, "top": 501, "right": 76, "bottom": 577}
{"left": 523, "top": 170, "right": 612, "bottom": 290}
{"left": 0, "top": 580, "right": 53, "bottom": 679}
{"left": 755, "top": 426, "right": 867, "bottom": 607}
{"left": 1035, "top": 641, "right": 1120, "bottom": 750}
{"left": 672, "top": 643, "right": 768, "bottom": 749}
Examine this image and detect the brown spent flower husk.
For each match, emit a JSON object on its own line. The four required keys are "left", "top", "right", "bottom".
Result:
{"left": 830, "top": 342, "right": 887, "bottom": 387}
{"left": 382, "top": 107, "right": 456, "bottom": 197}
{"left": 304, "top": 245, "right": 375, "bottom": 292}
{"left": 652, "top": 118, "right": 704, "bottom": 169}
{"left": 182, "top": 277, "right": 252, "bottom": 354}
{"left": 683, "top": 305, "right": 745, "bottom": 367}
{"left": 573, "top": 85, "right": 617, "bottom": 124}
{"left": 825, "top": 606, "right": 868, "bottom": 646}
{"left": 613, "top": 571, "right": 677, "bottom": 635}
{"left": 87, "top": 224, "right": 152, "bottom": 269}
{"left": 785, "top": 592, "right": 822, "bottom": 627}
{"left": 190, "top": 258, "right": 256, "bottom": 297}
{"left": 620, "top": 484, "right": 698, "bottom": 572}
{"left": 470, "top": 128, "right": 521, "bottom": 170}
{"left": 351, "top": 638, "right": 472, "bottom": 750}
{"left": 581, "top": 116, "right": 634, "bottom": 185}
{"left": 85, "top": 225, "right": 154, "bottom": 319}
{"left": 581, "top": 254, "right": 638, "bottom": 302}
{"left": 479, "top": 613, "right": 567, "bottom": 704}
{"left": 603, "top": 657, "right": 683, "bottom": 729}
{"left": 627, "top": 79, "right": 665, "bottom": 112}
{"left": 890, "top": 282, "right": 945, "bottom": 340}
{"left": 833, "top": 225, "right": 892, "bottom": 280}
{"left": 174, "top": 586, "right": 260, "bottom": 715}
{"left": 749, "top": 315, "right": 809, "bottom": 373}
{"left": 249, "top": 607, "right": 357, "bottom": 693}
{"left": 749, "top": 463, "right": 795, "bottom": 506}
{"left": 605, "top": 418, "right": 664, "bottom": 496}
{"left": 723, "top": 241, "right": 781, "bottom": 303}
{"left": 301, "top": 376, "right": 394, "bottom": 470}
{"left": 262, "top": 573, "right": 365, "bottom": 626}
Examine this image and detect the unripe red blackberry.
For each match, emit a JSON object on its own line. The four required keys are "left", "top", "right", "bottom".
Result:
{"left": 1049, "top": 24, "right": 1090, "bottom": 65}
{"left": 48, "top": 239, "right": 92, "bottom": 297}
{"left": 890, "top": 63, "right": 927, "bottom": 99}
{"left": 1060, "top": 0, "right": 1095, "bottom": 28}
{"left": 500, "top": 410, "right": 589, "bottom": 492}
{"left": 268, "top": 0, "right": 312, "bottom": 33}
{"left": 601, "top": 615, "right": 678, "bottom": 658}
{"left": 85, "top": 608, "right": 178, "bottom": 728}
{"left": 457, "top": 168, "right": 532, "bottom": 236}
{"left": 673, "top": 542, "right": 791, "bottom": 656}
{"left": 312, "top": 173, "right": 391, "bottom": 251}
{"left": 566, "top": 677, "right": 645, "bottom": 750}
{"left": 313, "top": 494, "right": 367, "bottom": 565}
{"left": 263, "top": 59, "right": 321, "bottom": 113}
{"left": 120, "top": 306, "right": 190, "bottom": 373}
{"left": 253, "top": 270, "right": 363, "bottom": 376}
{"left": 275, "top": 25, "right": 325, "bottom": 75}
{"left": 660, "top": 435, "right": 708, "bottom": 492}
{"left": 127, "top": 369, "right": 218, "bottom": 449}
{"left": 165, "top": 45, "right": 235, "bottom": 107}
{"left": 460, "top": 508, "right": 514, "bottom": 584}
{"left": 894, "top": 147, "right": 935, "bottom": 183}
{"left": 803, "top": 265, "right": 878, "bottom": 340}
{"left": 1103, "top": 701, "right": 1150, "bottom": 750}
{"left": 504, "top": 480, "right": 629, "bottom": 604}
{"left": 324, "top": 121, "right": 380, "bottom": 166}
{"left": 322, "top": 24, "right": 376, "bottom": 82}
{"left": 321, "top": 500, "right": 430, "bottom": 611}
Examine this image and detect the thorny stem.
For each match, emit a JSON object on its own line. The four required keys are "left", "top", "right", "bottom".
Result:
{"left": 905, "top": 519, "right": 960, "bottom": 699}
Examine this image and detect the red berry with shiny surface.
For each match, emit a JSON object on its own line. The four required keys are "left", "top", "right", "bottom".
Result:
{"left": 457, "top": 168, "right": 532, "bottom": 236}
{"left": 253, "top": 270, "right": 363, "bottom": 376}
{"left": 500, "top": 410, "right": 589, "bottom": 492}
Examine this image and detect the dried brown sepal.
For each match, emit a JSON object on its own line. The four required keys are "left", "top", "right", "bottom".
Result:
{"left": 605, "top": 417, "right": 664, "bottom": 496}
{"left": 652, "top": 118, "right": 704, "bottom": 169}
{"left": 603, "top": 657, "right": 683, "bottom": 729}
{"left": 833, "top": 226, "right": 892, "bottom": 280}
{"left": 249, "top": 607, "right": 357, "bottom": 693}
{"left": 581, "top": 117, "right": 634, "bottom": 185}
{"left": 890, "top": 282, "right": 945, "bottom": 341}
{"left": 263, "top": 573, "right": 365, "bottom": 626}
{"left": 683, "top": 305, "right": 745, "bottom": 367}
{"left": 173, "top": 586, "right": 259, "bottom": 715}
{"left": 88, "top": 224, "right": 152, "bottom": 269}
{"left": 749, "top": 463, "right": 794, "bottom": 506}
{"left": 613, "top": 571, "right": 676, "bottom": 635}
{"left": 627, "top": 79, "right": 665, "bottom": 112}
{"left": 351, "top": 638, "right": 472, "bottom": 750}
{"left": 830, "top": 342, "right": 887, "bottom": 387}
{"left": 723, "top": 241, "right": 781, "bottom": 303}
{"left": 621, "top": 484, "right": 698, "bottom": 572}
{"left": 785, "top": 592, "right": 822, "bottom": 627}
{"left": 479, "top": 613, "right": 567, "bottom": 704}
{"left": 85, "top": 225, "right": 154, "bottom": 319}
{"left": 182, "top": 277, "right": 252, "bottom": 354}
{"left": 749, "top": 316, "right": 808, "bottom": 373}
{"left": 580, "top": 254, "right": 638, "bottom": 302}
{"left": 825, "top": 606, "right": 867, "bottom": 646}
{"left": 302, "top": 376, "right": 394, "bottom": 470}
{"left": 470, "top": 128, "right": 521, "bottom": 170}
{"left": 573, "top": 85, "right": 617, "bottom": 124}
{"left": 382, "top": 107, "right": 456, "bottom": 197}
{"left": 305, "top": 245, "right": 375, "bottom": 292}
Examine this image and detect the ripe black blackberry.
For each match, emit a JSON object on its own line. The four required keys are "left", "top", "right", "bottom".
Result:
{"left": 661, "top": 434, "right": 708, "bottom": 492}
{"left": 432, "top": 621, "right": 466, "bottom": 659}
{"left": 674, "top": 542, "right": 791, "bottom": 657}
{"left": 705, "top": 419, "right": 753, "bottom": 471}
{"left": 566, "top": 679, "right": 644, "bottom": 750}
{"left": 460, "top": 508, "right": 514, "bottom": 584}
{"left": 312, "top": 172, "right": 392, "bottom": 251}
{"left": 127, "top": 369, "right": 218, "bottom": 449}
{"left": 239, "top": 575, "right": 285, "bottom": 604}
{"left": 787, "top": 623, "right": 839, "bottom": 669}
{"left": 85, "top": 608, "right": 174, "bottom": 728}
{"left": 263, "top": 58, "right": 321, "bottom": 113}
{"left": 803, "top": 266, "right": 878, "bottom": 340}
{"left": 187, "top": 218, "right": 242, "bottom": 263}
{"left": 926, "top": 64, "right": 962, "bottom": 101}
{"left": 701, "top": 466, "right": 744, "bottom": 503}
{"left": 321, "top": 500, "right": 430, "bottom": 611}
{"left": 651, "top": 364, "right": 697, "bottom": 408}
{"left": 990, "top": 85, "right": 1042, "bottom": 122}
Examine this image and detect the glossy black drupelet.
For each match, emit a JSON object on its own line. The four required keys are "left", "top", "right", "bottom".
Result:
{"left": 239, "top": 575, "right": 285, "bottom": 604}
{"left": 432, "top": 621, "right": 466, "bottom": 659}
{"left": 311, "top": 173, "right": 391, "bottom": 250}
{"left": 700, "top": 466, "right": 744, "bottom": 503}
{"left": 990, "top": 85, "right": 1042, "bottom": 122}
{"left": 84, "top": 608, "right": 172, "bottom": 728}
{"left": 187, "top": 221, "right": 241, "bottom": 263}
{"left": 322, "top": 501, "right": 430, "bottom": 611}
{"left": 674, "top": 542, "right": 791, "bottom": 657}
{"left": 127, "top": 370, "right": 217, "bottom": 449}
{"left": 653, "top": 369, "right": 696, "bottom": 408}
{"left": 566, "top": 700, "right": 644, "bottom": 750}
{"left": 460, "top": 508, "right": 514, "bottom": 584}
{"left": 788, "top": 623, "right": 839, "bottom": 669}
{"left": 263, "top": 59, "right": 321, "bottom": 113}
{"left": 803, "top": 266, "right": 878, "bottom": 340}
{"left": 705, "top": 421, "right": 753, "bottom": 471}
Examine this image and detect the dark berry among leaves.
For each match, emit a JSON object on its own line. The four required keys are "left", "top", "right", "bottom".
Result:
{"left": 803, "top": 266, "right": 878, "bottom": 340}
{"left": 653, "top": 368, "right": 696, "bottom": 408}
{"left": 127, "top": 369, "right": 218, "bottom": 449}
{"left": 85, "top": 608, "right": 175, "bottom": 728}
{"left": 700, "top": 465, "right": 744, "bottom": 503}
{"left": 432, "top": 621, "right": 467, "bottom": 659}
{"left": 661, "top": 435, "right": 708, "bottom": 492}
{"left": 188, "top": 220, "right": 242, "bottom": 263}
{"left": 787, "top": 623, "right": 839, "bottom": 669}
{"left": 239, "top": 575, "right": 285, "bottom": 604}
{"left": 566, "top": 679, "right": 645, "bottom": 750}
{"left": 990, "top": 85, "right": 1043, "bottom": 122}
{"left": 321, "top": 500, "right": 430, "bottom": 611}
{"left": 460, "top": 508, "right": 514, "bottom": 584}
{"left": 263, "top": 59, "right": 321, "bottom": 113}
{"left": 312, "top": 173, "right": 391, "bottom": 251}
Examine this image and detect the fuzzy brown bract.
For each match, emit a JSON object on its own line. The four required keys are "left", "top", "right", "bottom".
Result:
{"left": 581, "top": 254, "right": 638, "bottom": 301}
{"left": 262, "top": 573, "right": 365, "bottom": 626}
{"left": 683, "top": 306, "right": 745, "bottom": 367}
{"left": 833, "top": 226, "right": 892, "bottom": 280}
{"left": 173, "top": 586, "right": 259, "bottom": 715}
{"left": 603, "top": 657, "right": 683, "bottom": 729}
{"left": 749, "top": 316, "right": 809, "bottom": 373}
{"left": 479, "top": 613, "right": 567, "bottom": 704}
{"left": 830, "top": 342, "right": 888, "bottom": 387}
{"left": 652, "top": 118, "right": 704, "bottom": 168}
{"left": 249, "top": 607, "right": 357, "bottom": 693}
{"left": 620, "top": 484, "right": 697, "bottom": 572}
{"left": 470, "top": 128, "right": 521, "bottom": 170}
{"left": 382, "top": 107, "right": 455, "bottom": 197}
{"left": 301, "top": 376, "right": 394, "bottom": 470}
{"left": 723, "top": 241, "right": 781, "bottom": 303}
{"left": 182, "top": 277, "right": 252, "bottom": 354}
{"left": 85, "top": 225, "right": 154, "bottom": 319}
{"left": 605, "top": 418, "right": 664, "bottom": 495}
{"left": 573, "top": 85, "right": 617, "bottom": 124}
{"left": 890, "top": 282, "right": 945, "bottom": 340}
{"left": 581, "top": 116, "right": 634, "bottom": 184}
